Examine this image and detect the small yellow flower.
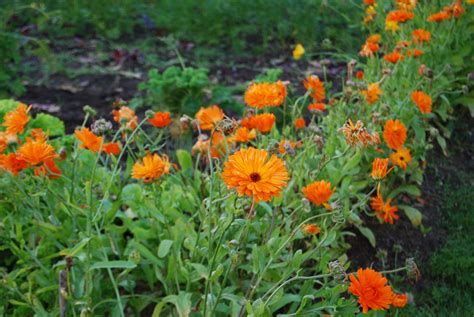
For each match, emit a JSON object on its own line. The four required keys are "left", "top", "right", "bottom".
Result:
{"left": 385, "top": 20, "right": 400, "bottom": 32}
{"left": 293, "top": 44, "right": 305, "bottom": 60}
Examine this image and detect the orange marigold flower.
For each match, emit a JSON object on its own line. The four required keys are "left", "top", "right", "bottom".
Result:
{"left": 371, "top": 158, "right": 393, "bottom": 180}
{"left": 389, "top": 147, "right": 412, "bottom": 170}
{"left": 301, "top": 224, "right": 320, "bottom": 235}
{"left": 367, "top": 34, "right": 381, "bottom": 44}
{"left": 2, "top": 103, "right": 31, "bottom": 135}
{"left": 244, "top": 81, "right": 287, "bottom": 108}
{"left": 308, "top": 103, "right": 326, "bottom": 113}
{"left": 34, "top": 159, "right": 61, "bottom": 179}
{"left": 349, "top": 268, "right": 394, "bottom": 314}
{"left": 360, "top": 41, "right": 380, "bottom": 57}
{"left": 30, "top": 128, "right": 48, "bottom": 142}
{"left": 392, "top": 293, "right": 409, "bottom": 308}
{"left": 302, "top": 180, "right": 335, "bottom": 209}
{"left": 411, "top": 91, "right": 432, "bottom": 113}
{"left": 363, "top": 0, "right": 375, "bottom": 5}
{"left": 427, "top": 11, "right": 450, "bottom": 22}
{"left": 210, "top": 131, "right": 233, "bottom": 158}
{"left": 383, "top": 119, "right": 407, "bottom": 150}
{"left": 241, "top": 116, "right": 257, "bottom": 129}
{"left": 362, "top": 83, "right": 382, "bottom": 104}
{"left": 234, "top": 127, "right": 256, "bottom": 143}
{"left": 17, "top": 139, "right": 58, "bottom": 166}
{"left": 304, "top": 76, "right": 325, "bottom": 102}
{"left": 384, "top": 52, "right": 405, "bottom": 64}
{"left": 412, "top": 29, "right": 431, "bottom": 44}
{"left": 370, "top": 190, "right": 399, "bottom": 224}
{"left": 148, "top": 111, "right": 171, "bottom": 128}
{"left": 103, "top": 142, "right": 121, "bottom": 155}
{"left": 253, "top": 113, "right": 275, "bottom": 134}
{"left": 406, "top": 49, "right": 423, "bottom": 57}
{"left": 131, "top": 153, "right": 166, "bottom": 183}
{"left": 386, "top": 10, "right": 415, "bottom": 23}
{"left": 0, "top": 153, "right": 27, "bottom": 176}
{"left": 294, "top": 117, "right": 306, "bottom": 129}
{"left": 75, "top": 128, "right": 103, "bottom": 153}
{"left": 356, "top": 70, "right": 365, "bottom": 80}
{"left": 195, "top": 105, "right": 224, "bottom": 130}
{"left": 396, "top": 0, "right": 417, "bottom": 11}
{"left": 112, "top": 106, "right": 138, "bottom": 130}
{"left": 221, "top": 147, "right": 289, "bottom": 202}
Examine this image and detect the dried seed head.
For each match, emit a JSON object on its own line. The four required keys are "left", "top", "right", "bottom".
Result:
{"left": 328, "top": 260, "right": 347, "bottom": 282}
{"left": 406, "top": 258, "right": 421, "bottom": 282}
{"left": 382, "top": 68, "right": 392, "bottom": 76}
{"left": 91, "top": 119, "right": 113, "bottom": 135}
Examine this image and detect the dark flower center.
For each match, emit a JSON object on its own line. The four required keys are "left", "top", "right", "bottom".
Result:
{"left": 250, "top": 172, "right": 261, "bottom": 182}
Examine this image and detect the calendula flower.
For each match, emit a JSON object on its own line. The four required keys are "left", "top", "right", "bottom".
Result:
{"left": 384, "top": 52, "right": 405, "bottom": 64}
{"left": 233, "top": 127, "right": 256, "bottom": 143}
{"left": 362, "top": 83, "right": 382, "bottom": 104}
{"left": 75, "top": 128, "right": 103, "bottom": 153}
{"left": 103, "top": 142, "right": 121, "bottom": 155}
{"left": 389, "top": 147, "right": 412, "bottom": 170}
{"left": 406, "top": 49, "right": 423, "bottom": 58}
{"left": 411, "top": 91, "right": 432, "bottom": 113}
{"left": 209, "top": 131, "right": 233, "bottom": 158}
{"left": 244, "top": 81, "right": 287, "bottom": 109}
{"left": 304, "top": 76, "right": 325, "bottom": 102}
{"left": 392, "top": 293, "right": 409, "bottom": 308}
{"left": 427, "top": 11, "right": 450, "bottom": 22}
{"left": 339, "top": 119, "right": 378, "bottom": 147}
{"left": 370, "top": 190, "right": 399, "bottom": 224}
{"left": 195, "top": 105, "right": 224, "bottom": 130}
{"left": 131, "top": 153, "right": 166, "bottom": 183}
{"left": 34, "top": 159, "right": 61, "bottom": 179}
{"left": 2, "top": 103, "right": 31, "bottom": 135}
{"left": 302, "top": 180, "right": 335, "bottom": 209}
{"left": 253, "top": 113, "right": 275, "bottom": 134}
{"left": 356, "top": 70, "right": 365, "bottom": 80}
{"left": 371, "top": 158, "right": 393, "bottom": 180}
{"left": 412, "top": 29, "right": 431, "bottom": 44}
{"left": 349, "top": 268, "right": 394, "bottom": 314}
{"left": 386, "top": 10, "right": 414, "bottom": 23}
{"left": 293, "top": 43, "right": 305, "bottom": 60}
{"left": 148, "top": 111, "right": 171, "bottom": 128}
{"left": 0, "top": 153, "right": 27, "bottom": 176}
{"left": 360, "top": 35, "right": 381, "bottom": 57}
{"left": 221, "top": 147, "right": 289, "bottom": 202}
{"left": 0, "top": 132, "right": 15, "bottom": 153}
{"left": 364, "top": 5, "right": 377, "bottom": 24}
{"left": 383, "top": 120, "right": 407, "bottom": 150}
{"left": 385, "top": 20, "right": 400, "bottom": 32}
{"left": 301, "top": 224, "right": 320, "bottom": 235}
{"left": 241, "top": 116, "right": 257, "bottom": 129}
{"left": 17, "top": 138, "right": 58, "bottom": 166}
{"left": 396, "top": 0, "right": 417, "bottom": 11}
{"left": 112, "top": 106, "right": 138, "bottom": 130}
{"left": 308, "top": 103, "right": 326, "bottom": 113}
{"left": 294, "top": 117, "right": 306, "bottom": 129}
{"left": 363, "top": 0, "right": 375, "bottom": 5}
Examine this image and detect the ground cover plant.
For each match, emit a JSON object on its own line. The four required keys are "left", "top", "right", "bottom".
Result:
{"left": 0, "top": 0, "right": 473, "bottom": 316}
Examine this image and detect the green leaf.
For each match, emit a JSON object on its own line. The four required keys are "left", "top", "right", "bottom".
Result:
{"left": 0, "top": 99, "right": 20, "bottom": 120}
{"left": 31, "top": 113, "right": 65, "bottom": 136}
{"left": 89, "top": 261, "right": 137, "bottom": 270}
{"left": 158, "top": 240, "right": 173, "bottom": 258}
{"left": 59, "top": 238, "right": 91, "bottom": 257}
{"left": 176, "top": 149, "right": 193, "bottom": 171}
{"left": 399, "top": 205, "right": 423, "bottom": 226}
{"left": 357, "top": 226, "right": 376, "bottom": 248}
{"left": 388, "top": 184, "right": 421, "bottom": 199}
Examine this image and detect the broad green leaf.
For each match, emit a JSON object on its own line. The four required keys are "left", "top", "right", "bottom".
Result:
{"left": 158, "top": 240, "right": 173, "bottom": 258}
{"left": 31, "top": 113, "right": 65, "bottom": 136}
{"left": 176, "top": 149, "right": 193, "bottom": 171}
{"left": 388, "top": 184, "right": 421, "bottom": 199}
{"left": 399, "top": 205, "right": 423, "bottom": 226}
{"left": 357, "top": 226, "right": 376, "bottom": 248}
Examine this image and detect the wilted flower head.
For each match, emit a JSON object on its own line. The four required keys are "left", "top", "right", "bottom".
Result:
{"left": 361, "top": 83, "right": 382, "bottom": 104}
{"left": 371, "top": 158, "right": 393, "bottom": 180}
{"left": 339, "top": 119, "right": 379, "bottom": 147}
{"left": 91, "top": 119, "right": 113, "bottom": 135}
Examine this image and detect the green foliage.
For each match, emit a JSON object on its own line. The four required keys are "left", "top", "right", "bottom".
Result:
{"left": 30, "top": 113, "right": 65, "bottom": 136}
{"left": 0, "top": 99, "right": 21, "bottom": 119}
{"left": 138, "top": 67, "right": 210, "bottom": 115}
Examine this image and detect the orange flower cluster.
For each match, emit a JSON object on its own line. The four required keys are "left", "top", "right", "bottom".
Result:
{"left": 244, "top": 81, "right": 287, "bottom": 109}
{"left": 385, "top": 10, "right": 414, "bottom": 32}
{"left": 411, "top": 91, "right": 432, "bottom": 114}
{"left": 371, "top": 190, "right": 399, "bottom": 224}
{"left": 304, "top": 76, "right": 325, "bottom": 102}
{"left": 349, "top": 268, "right": 399, "bottom": 314}
{"left": 360, "top": 34, "right": 381, "bottom": 57}
{"left": 361, "top": 83, "right": 382, "bottom": 104}
{"left": 148, "top": 111, "right": 171, "bottom": 128}
{"left": 221, "top": 147, "right": 289, "bottom": 202}
{"left": 195, "top": 105, "right": 224, "bottom": 131}
{"left": 131, "top": 153, "right": 169, "bottom": 183}
{"left": 302, "top": 180, "right": 334, "bottom": 209}
{"left": 112, "top": 106, "right": 138, "bottom": 130}
{"left": 428, "top": 1, "right": 465, "bottom": 22}
{"left": 412, "top": 29, "right": 431, "bottom": 44}
{"left": 75, "top": 128, "right": 121, "bottom": 155}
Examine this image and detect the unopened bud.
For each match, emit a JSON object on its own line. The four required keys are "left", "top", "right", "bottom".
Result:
{"left": 83, "top": 105, "right": 97, "bottom": 116}
{"left": 145, "top": 110, "right": 155, "bottom": 119}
